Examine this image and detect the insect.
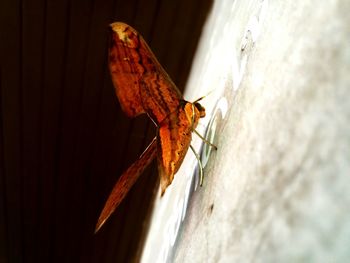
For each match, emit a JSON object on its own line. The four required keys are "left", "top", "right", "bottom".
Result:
{"left": 95, "top": 22, "right": 216, "bottom": 233}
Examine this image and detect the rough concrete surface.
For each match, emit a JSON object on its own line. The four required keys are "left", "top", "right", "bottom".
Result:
{"left": 173, "top": 0, "right": 350, "bottom": 262}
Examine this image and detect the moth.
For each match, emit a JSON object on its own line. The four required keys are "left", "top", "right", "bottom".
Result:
{"left": 95, "top": 22, "right": 216, "bottom": 233}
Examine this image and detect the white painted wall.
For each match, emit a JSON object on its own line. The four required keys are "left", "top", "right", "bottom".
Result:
{"left": 142, "top": 0, "right": 350, "bottom": 262}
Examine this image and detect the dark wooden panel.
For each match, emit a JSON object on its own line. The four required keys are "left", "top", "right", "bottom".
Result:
{"left": 0, "top": 0, "right": 213, "bottom": 262}
{"left": 0, "top": 64, "right": 9, "bottom": 263}
{"left": 1, "top": 0, "right": 23, "bottom": 262}
{"left": 37, "top": 2, "right": 70, "bottom": 262}
{"left": 21, "top": 0, "right": 46, "bottom": 261}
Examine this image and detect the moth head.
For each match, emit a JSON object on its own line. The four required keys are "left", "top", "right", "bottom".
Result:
{"left": 194, "top": 102, "right": 206, "bottom": 118}
{"left": 184, "top": 102, "right": 206, "bottom": 129}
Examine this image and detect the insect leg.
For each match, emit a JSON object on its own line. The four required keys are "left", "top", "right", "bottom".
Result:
{"left": 193, "top": 129, "right": 217, "bottom": 150}
{"left": 190, "top": 103, "right": 217, "bottom": 149}
{"left": 190, "top": 145, "right": 204, "bottom": 186}
{"left": 146, "top": 112, "right": 159, "bottom": 127}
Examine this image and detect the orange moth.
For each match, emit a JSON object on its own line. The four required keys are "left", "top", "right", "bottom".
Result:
{"left": 95, "top": 22, "right": 215, "bottom": 233}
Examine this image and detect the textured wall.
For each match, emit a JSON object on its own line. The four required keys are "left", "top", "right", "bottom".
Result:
{"left": 172, "top": 0, "right": 350, "bottom": 262}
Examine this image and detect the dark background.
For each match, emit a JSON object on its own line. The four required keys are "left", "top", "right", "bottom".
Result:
{"left": 0, "top": 0, "right": 212, "bottom": 262}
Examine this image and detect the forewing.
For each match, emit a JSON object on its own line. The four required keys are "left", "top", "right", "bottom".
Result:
{"left": 109, "top": 22, "right": 182, "bottom": 122}
{"left": 140, "top": 72, "right": 182, "bottom": 124}
{"left": 95, "top": 137, "right": 157, "bottom": 233}
{"left": 157, "top": 104, "right": 194, "bottom": 195}
{"left": 109, "top": 23, "right": 144, "bottom": 117}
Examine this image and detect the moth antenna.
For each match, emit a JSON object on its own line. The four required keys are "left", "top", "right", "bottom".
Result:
{"left": 193, "top": 96, "right": 205, "bottom": 103}
{"left": 190, "top": 145, "right": 204, "bottom": 186}
{"left": 193, "top": 129, "right": 217, "bottom": 150}
{"left": 193, "top": 89, "right": 215, "bottom": 103}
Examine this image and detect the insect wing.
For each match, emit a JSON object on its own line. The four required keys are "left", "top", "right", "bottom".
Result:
{"left": 109, "top": 23, "right": 145, "bottom": 117}
{"left": 157, "top": 102, "right": 202, "bottom": 194}
{"left": 95, "top": 137, "right": 157, "bottom": 233}
{"left": 140, "top": 72, "right": 182, "bottom": 124}
{"left": 109, "top": 22, "right": 182, "bottom": 123}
